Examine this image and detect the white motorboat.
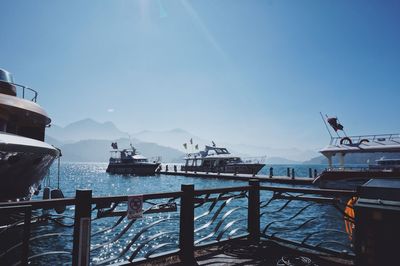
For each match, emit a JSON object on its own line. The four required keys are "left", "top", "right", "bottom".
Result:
{"left": 313, "top": 115, "right": 400, "bottom": 190}
{"left": 181, "top": 143, "right": 265, "bottom": 175}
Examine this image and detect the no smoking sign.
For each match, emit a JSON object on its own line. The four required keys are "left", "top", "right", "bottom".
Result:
{"left": 127, "top": 195, "right": 143, "bottom": 219}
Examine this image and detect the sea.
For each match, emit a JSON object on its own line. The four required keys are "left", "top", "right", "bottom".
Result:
{"left": 38, "top": 163, "right": 328, "bottom": 198}
{"left": 7, "top": 163, "right": 353, "bottom": 265}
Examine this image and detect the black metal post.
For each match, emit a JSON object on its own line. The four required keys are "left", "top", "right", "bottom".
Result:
{"left": 269, "top": 167, "right": 273, "bottom": 178}
{"left": 291, "top": 168, "right": 295, "bottom": 179}
{"left": 166, "top": 165, "right": 169, "bottom": 172}
{"left": 314, "top": 169, "right": 318, "bottom": 178}
{"left": 179, "top": 184, "right": 196, "bottom": 264}
{"left": 248, "top": 179, "right": 260, "bottom": 243}
{"left": 287, "top": 168, "right": 290, "bottom": 177}
{"left": 309, "top": 168, "right": 312, "bottom": 178}
{"left": 22, "top": 206, "right": 32, "bottom": 265}
{"left": 72, "top": 189, "right": 92, "bottom": 266}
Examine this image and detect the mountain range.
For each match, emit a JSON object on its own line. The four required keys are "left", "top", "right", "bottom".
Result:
{"left": 46, "top": 118, "right": 320, "bottom": 163}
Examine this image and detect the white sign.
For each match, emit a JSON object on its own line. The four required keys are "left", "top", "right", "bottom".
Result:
{"left": 127, "top": 195, "right": 143, "bottom": 219}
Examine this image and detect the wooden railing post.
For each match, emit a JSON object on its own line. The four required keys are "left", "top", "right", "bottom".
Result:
{"left": 248, "top": 179, "right": 260, "bottom": 243}
{"left": 179, "top": 184, "right": 196, "bottom": 264}
{"left": 72, "top": 189, "right": 92, "bottom": 266}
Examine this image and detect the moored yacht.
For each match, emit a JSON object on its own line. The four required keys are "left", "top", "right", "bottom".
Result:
{"left": 0, "top": 68, "right": 60, "bottom": 201}
{"left": 106, "top": 143, "right": 161, "bottom": 175}
{"left": 313, "top": 115, "right": 400, "bottom": 190}
{"left": 181, "top": 143, "right": 265, "bottom": 175}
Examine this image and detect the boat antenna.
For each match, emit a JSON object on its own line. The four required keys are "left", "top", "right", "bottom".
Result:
{"left": 320, "top": 112, "right": 333, "bottom": 139}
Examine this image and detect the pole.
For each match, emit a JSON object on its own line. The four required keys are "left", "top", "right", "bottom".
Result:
{"left": 179, "top": 184, "right": 195, "bottom": 264}
{"left": 72, "top": 190, "right": 92, "bottom": 266}
{"left": 320, "top": 112, "right": 333, "bottom": 139}
{"left": 248, "top": 179, "right": 260, "bottom": 243}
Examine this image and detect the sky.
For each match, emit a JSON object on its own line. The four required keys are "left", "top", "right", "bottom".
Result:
{"left": 1, "top": 0, "right": 399, "bottom": 151}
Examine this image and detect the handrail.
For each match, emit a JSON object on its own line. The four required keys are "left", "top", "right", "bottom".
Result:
{"left": 11, "top": 83, "right": 38, "bottom": 102}
{"left": 329, "top": 133, "right": 400, "bottom": 145}
{"left": 0, "top": 182, "right": 358, "bottom": 265}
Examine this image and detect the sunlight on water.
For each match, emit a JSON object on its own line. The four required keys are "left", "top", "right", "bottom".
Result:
{"left": 23, "top": 162, "right": 351, "bottom": 265}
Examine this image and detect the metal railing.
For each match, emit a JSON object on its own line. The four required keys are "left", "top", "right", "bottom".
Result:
{"left": 0, "top": 182, "right": 357, "bottom": 265}
{"left": 12, "top": 83, "right": 38, "bottom": 102}
{"left": 329, "top": 133, "right": 400, "bottom": 146}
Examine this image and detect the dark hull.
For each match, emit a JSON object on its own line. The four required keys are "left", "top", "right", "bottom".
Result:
{"left": 0, "top": 151, "right": 57, "bottom": 201}
{"left": 181, "top": 163, "right": 265, "bottom": 175}
{"left": 106, "top": 162, "right": 160, "bottom": 175}
{"left": 313, "top": 170, "right": 400, "bottom": 190}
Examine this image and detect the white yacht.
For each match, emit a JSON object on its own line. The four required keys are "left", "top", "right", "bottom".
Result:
{"left": 0, "top": 68, "right": 60, "bottom": 200}
{"left": 181, "top": 144, "right": 265, "bottom": 175}
{"left": 314, "top": 133, "right": 400, "bottom": 190}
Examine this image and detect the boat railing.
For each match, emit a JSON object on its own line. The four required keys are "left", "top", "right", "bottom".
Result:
{"left": 12, "top": 83, "right": 38, "bottom": 103}
{"left": 241, "top": 156, "right": 266, "bottom": 164}
{"left": 149, "top": 156, "right": 162, "bottom": 163}
{"left": 329, "top": 133, "right": 400, "bottom": 146}
{"left": 0, "top": 181, "right": 356, "bottom": 265}
{"left": 326, "top": 166, "right": 370, "bottom": 172}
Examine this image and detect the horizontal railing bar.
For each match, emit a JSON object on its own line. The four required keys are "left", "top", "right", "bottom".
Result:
{"left": 0, "top": 198, "right": 76, "bottom": 209}
{"left": 194, "top": 194, "right": 246, "bottom": 203}
{"left": 91, "top": 191, "right": 182, "bottom": 205}
{"left": 194, "top": 186, "right": 251, "bottom": 196}
{"left": 0, "top": 192, "right": 182, "bottom": 210}
{"left": 272, "top": 194, "right": 340, "bottom": 204}
{"left": 260, "top": 185, "right": 356, "bottom": 196}
{"left": 330, "top": 133, "right": 399, "bottom": 139}
{"left": 0, "top": 204, "right": 32, "bottom": 214}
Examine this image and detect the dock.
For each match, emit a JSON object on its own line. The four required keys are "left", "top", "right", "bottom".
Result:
{"left": 159, "top": 170, "right": 315, "bottom": 185}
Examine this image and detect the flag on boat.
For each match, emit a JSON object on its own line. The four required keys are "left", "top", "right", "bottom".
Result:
{"left": 111, "top": 142, "right": 118, "bottom": 149}
{"left": 183, "top": 143, "right": 187, "bottom": 149}
{"left": 327, "top": 117, "right": 344, "bottom": 132}
{"left": 190, "top": 138, "right": 193, "bottom": 144}
{"left": 195, "top": 144, "right": 199, "bottom": 150}
{"left": 212, "top": 141, "right": 216, "bottom": 147}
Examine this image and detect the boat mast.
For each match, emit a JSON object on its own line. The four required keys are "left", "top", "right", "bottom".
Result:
{"left": 320, "top": 112, "right": 334, "bottom": 140}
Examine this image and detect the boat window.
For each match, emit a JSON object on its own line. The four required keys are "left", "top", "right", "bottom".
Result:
{"left": 208, "top": 150, "right": 216, "bottom": 156}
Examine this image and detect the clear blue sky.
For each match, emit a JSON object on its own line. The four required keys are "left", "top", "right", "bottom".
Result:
{"left": 1, "top": 0, "right": 399, "bottom": 150}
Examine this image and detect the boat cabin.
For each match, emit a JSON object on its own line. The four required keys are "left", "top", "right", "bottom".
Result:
{"left": 0, "top": 68, "right": 50, "bottom": 141}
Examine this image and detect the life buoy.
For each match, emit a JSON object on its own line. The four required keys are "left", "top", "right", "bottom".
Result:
{"left": 359, "top": 139, "right": 369, "bottom": 145}
{"left": 340, "top": 137, "right": 352, "bottom": 145}
{"left": 344, "top": 197, "right": 357, "bottom": 241}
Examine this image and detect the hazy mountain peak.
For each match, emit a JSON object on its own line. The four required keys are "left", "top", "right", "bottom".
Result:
{"left": 48, "top": 118, "right": 126, "bottom": 142}
{"left": 168, "top": 128, "right": 190, "bottom": 134}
